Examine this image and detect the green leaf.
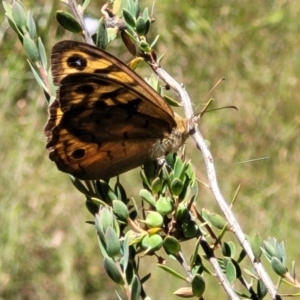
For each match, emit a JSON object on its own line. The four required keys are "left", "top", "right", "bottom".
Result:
{"left": 121, "top": 235, "right": 129, "bottom": 272}
{"left": 257, "top": 280, "right": 267, "bottom": 299}
{"left": 113, "top": 200, "right": 129, "bottom": 221}
{"left": 157, "top": 264, "right": 188, "bottom": 281}
{"left": 12, "top": 1, "right": 27, "bottom": 32}
{"left": 135, "top": 16, "right": 146, "bottom": 36}
{"left": 123, "top": 8, "right": 136, "bottom": 28}
{"left": 70, "top": 176, "right": 89, "bottom": 195}
{"left": 176, "top": 203, "right": 189, "bottom": 221}
{"left": 56, "top": 10, "right": 82, "bottom": 33}
{"left": 81, "top": 0, "right": 90, "bottom": 11}
{"left": 105, "top": 226, "right": 121, "bottom": 258}
{"left": 224, "top": 258, "right": 236, "bottom": 284}
{"left": 191, "top": 274, "right": 205, "bottom": 297}
{"left": 38, "top": 38, "right": 47, "bottom": 69}
{"left": 151, "top": 177, "right": 161, "bottom": 194}
{"left": 139, "top": 189, "right": 155, "bottom": 207}
{"left": 130, "top": 275, "right": 141, "bottom": 300}
{"left": 222, "top": 242, "right": 232, "bottom": 257}
{"left": 248, "top": 233, "right": 262, "bottom": 260}
{"left": 95, "top": 19, "right": 107, "bottom": 50}
{"left": 170, "top": 178, "right": 183, "bottom": 196}
{"left": 103, "top": 257, "right": 124, "bottom": 285}
{"left": 99, "top": 180, "right": 118, "bottom": 202}
{"left": 26, "top": 11, "right": 36, "bottom": 38}
{"left": 27, "top": 59, "right": 47, "bottom": 91}
{"left": 150, "top": 34, "right": 160, "bottom": 48}
{"left": 203, "top": 209, "right": 229, "bottom": 230}
{"left": 262, "top": 240, "right": 275, "bottom": 261}
{"left": 271, "top": 257, "right": 287, "bottom": 277}
{"left": 114, "top": 181, "right": 128, "bottom": 204}
{"left": 23, "top": 33, "right": 39, "bottom": 62}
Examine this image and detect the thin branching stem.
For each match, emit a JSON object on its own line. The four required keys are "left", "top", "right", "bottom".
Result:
{"left": 151, "top": 62, "right": 281, "bottom": 300}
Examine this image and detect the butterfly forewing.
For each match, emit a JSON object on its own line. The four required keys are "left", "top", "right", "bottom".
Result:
{"left": 51, "top": 40, "right": 175, "bottom": 125}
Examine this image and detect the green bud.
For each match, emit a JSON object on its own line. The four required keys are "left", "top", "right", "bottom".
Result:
{"left": 181, "top": 220, "right": 198, "bottom": 238}
{"left": 176, "top": 203, "right": 189, "bottom": 221}
{"left": 155, "top": 197, "right": 174, "bottom": 216}
{"left": 145, "top": 211, "right": 163, "bottom": 228}
{"left": 141, "top": 234, "right": 163, "bottom": 252}
{"left": 163, "top": 236, "right": 181, "bottom": 254}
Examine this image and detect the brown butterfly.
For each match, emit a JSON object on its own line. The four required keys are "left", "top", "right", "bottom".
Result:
{"left": 45, "top": 40, "right": 190, "bottom": 180}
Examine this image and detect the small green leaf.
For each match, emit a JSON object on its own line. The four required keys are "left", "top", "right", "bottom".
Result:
{"left": 222, "top": 242, "right": 232, "bottom": 257}
{"left": 204, "top": 210, "right": 229, "bottom": 230}
{"left": 224, "top": 258, "right": 236, "bottom": 284}
{"left": 26, "top": 11, "right": 36, "bottom": 38}
{"left": 257, "top": 280, "right": 267, "bottom": 299}
{"left": 150, "top": 34, "right": 160, "bottom": 48}
{"left": 27, "top": 59, "right": 47, "bottom": 91}
{"left": 69, "top": 176, "right": 89, "bottom": 194}
{"left": 113, "top": 200, "right": 129, "bottom": 221}
{"left": 191, "top": 274, "right": 205, "bottom": 297}
{"left": 170, "top": 178, "right": 183, "bottom": 196}
{"left": 135, "top": 16, "right": 146, "bottom": 36}
{"left": 12, "top": 1, "right": 27, "bottom": 32}
{"left": 142, "top": 7, "right": 149, "bottom": 21}
{"left": 114, "top": 181, "right": 128, "bottom": 204}
{"left": 263, "top": 240, "right": 276, "bottom": 260}
{"left": 157, "top": 264, "right": 187, "bottom": 281}
{"left": 151, "top": 177, "right": 161, "bottom": 194}
{"left": 271, "top": 257, "right": 287, "bottom": 277}
{"left": 105, "top": 226, "right": 121, "bottom": 258}
{"left": 99, "top": 180, "right": 118, "bottom": 202}
{"left": 23, "top": 33, "right": 39, "bottom": 62}
{"left": 81, "top": 0, "right": 90, "bottom": 11}
{"left": 176, "top": 203, "right": 189, "bottom": 221}
{"left": 130, "top": 275, "right": 141, "bottom": 300}
{"left": 95, "top": 19, "right": 107, "bottom": 49}
{"left": 123, "top": 8, "right": 136, "bottom": 28}
{"left": 103, "top": 257, "right": 124, "bottom": 285}
{"left": 95, "top": 207, "right": 114, "bottom": 239}
{"left": 139, "top": 189, "right": 155, "bottom": 207}
{"left": 38, "top": 38, "right": 47, "bottom": 69}
{"left": 139, "top": 40, "right": 150, "bottom": 52}
{"left": 56, "top": 10, "right": 82, "bottom": 33}
{"left": 248, "top": 233, "right": 262, "bottom": 260}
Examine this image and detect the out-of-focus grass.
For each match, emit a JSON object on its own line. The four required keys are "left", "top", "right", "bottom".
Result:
{"left": 1, "top": 0, "right": 300, "bottom": 299}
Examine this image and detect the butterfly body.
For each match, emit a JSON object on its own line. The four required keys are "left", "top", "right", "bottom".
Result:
{"left": 45, "top": 41, "right": 189, "bottom": 180}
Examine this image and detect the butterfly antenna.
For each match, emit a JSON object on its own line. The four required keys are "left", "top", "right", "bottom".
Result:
{"left": 194, "top": 78, "right": 225, "bottom": 115}
{"left": 207, "top": 77, "right": 225, "bottom": 97}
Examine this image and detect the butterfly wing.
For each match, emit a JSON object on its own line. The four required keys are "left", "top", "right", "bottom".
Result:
{"left": 45, "top": 41, "right": 188, "bottom": 180}
{"left": 51, "top": 40, "right": 176, "bottom": 125}
{"left": 45, "top": 74, "right": 176, "bottom": 179}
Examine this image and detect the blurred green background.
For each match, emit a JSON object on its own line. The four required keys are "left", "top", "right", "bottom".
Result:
{"left": 1, "top": 0, "right": 300, "bottom": 299}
